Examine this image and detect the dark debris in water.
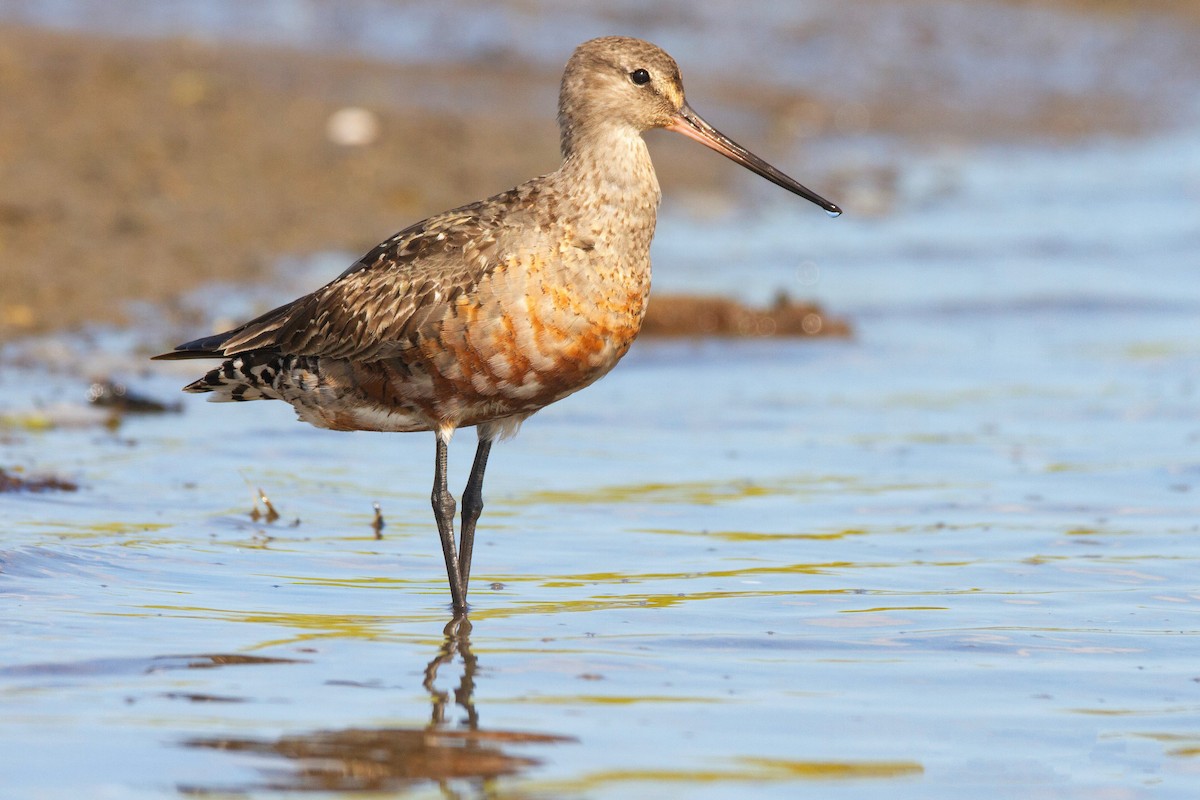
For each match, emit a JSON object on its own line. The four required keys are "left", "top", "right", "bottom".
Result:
{"left": 372, "top": 502, "right": 385, "bottom": 539}
{"left": 87, "top": 379, "right": 181, "bottom": 414}
{"left": 161, "top": 692, "right": 246, "bottom": 703}
{"left": 0, "top": 467, "right": 78, "bottom": 494}
{"left": 0, "top": 653, "right": 305, "bottom": 679}
{"left": 641, "top": 292, "right": 852, "bottom": 338}
{"left": 250, "top": 487, "right": 281, "bottom": 523}
{"left": 178, "top": 654, "right": 303, "bottom": 669}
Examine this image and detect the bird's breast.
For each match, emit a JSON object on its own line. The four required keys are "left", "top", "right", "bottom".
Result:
{"left": 413, "top": 242, "right": 651, "bottom": 425}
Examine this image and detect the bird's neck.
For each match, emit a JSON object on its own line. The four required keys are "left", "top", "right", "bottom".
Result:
{"left": 554, "top": 122, "right": 661, "bottom": 238}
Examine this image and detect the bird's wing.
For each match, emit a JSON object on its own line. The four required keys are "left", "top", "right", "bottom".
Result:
{"left": 159, "top": 187, "right": 532, "bottom": 363}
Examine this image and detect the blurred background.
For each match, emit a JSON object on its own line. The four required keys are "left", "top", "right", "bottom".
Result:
{"left": 2, "top": 0, "right": 1198, "bottom": 340}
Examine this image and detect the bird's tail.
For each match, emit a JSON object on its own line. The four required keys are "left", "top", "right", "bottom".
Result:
{"left": 183, "top": 351, "right": 296, "bottom": 403}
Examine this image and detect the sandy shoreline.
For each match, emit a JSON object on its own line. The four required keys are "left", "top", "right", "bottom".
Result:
{"left": 0, "top": 25, "right": 555, "bottom": 339}
{"left": 1, "top": 24, "right": 859, "bottom": 342}
{"left": 1, "top": 10, "right": 1192, "bottom": 342}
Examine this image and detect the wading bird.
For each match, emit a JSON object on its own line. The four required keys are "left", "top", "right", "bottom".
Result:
{"left": 154, "top": 36, "right": 840, "bottom": 613}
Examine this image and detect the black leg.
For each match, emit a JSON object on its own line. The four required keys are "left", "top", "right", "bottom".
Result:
{"left": 432, "top": 433, "right": 467, "bottom": 612}
{"left": 458, "top": 436, "right": 493, "bottom": 592}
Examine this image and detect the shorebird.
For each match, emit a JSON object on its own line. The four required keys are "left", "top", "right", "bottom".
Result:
{"left": 154, "top": 36, "right": 839, "bottom": 613}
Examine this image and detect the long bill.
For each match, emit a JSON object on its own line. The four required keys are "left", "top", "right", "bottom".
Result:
{"left": 665, "top": 102, "right": 841, "bottom": 217}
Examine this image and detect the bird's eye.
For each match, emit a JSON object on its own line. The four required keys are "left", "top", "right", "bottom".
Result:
{"left": 629, "top": 68, "right": 651, "bottom": 86}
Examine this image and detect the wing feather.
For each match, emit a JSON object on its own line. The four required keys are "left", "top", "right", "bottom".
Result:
{"left": 158, "top": 184, "right": 538, "bottom": 363}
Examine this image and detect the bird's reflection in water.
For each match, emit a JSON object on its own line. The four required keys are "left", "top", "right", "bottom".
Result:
{"left": 179, "top": 617, "right": 573, "bottom": 795}
{"left": 425, "top": 615, "right": 479, "bottom": 729}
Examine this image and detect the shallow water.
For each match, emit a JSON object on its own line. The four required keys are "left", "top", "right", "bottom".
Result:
{"left": 4, "top": 124, "right": 1200, "bottom": 798}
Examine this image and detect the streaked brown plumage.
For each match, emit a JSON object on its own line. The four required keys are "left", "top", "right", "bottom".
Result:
{"left": 154, "top": 36, "right": 839, "bottom": 614}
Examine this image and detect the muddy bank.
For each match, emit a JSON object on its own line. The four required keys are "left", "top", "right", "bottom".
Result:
{"left": 642, "top": 295, "right": 850, "bottom": 339}
{"left": 0, "top": 25, "right": 555, "bottom": 339}
{"left": 0, "top": 25, "right": 843, "bottom": 342}
{"left": 1, "top": 7, "right": 1194, "bottom": 341}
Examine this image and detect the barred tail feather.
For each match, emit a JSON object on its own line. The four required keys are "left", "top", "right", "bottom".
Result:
{"left": 183, "top": 352, "right": 290, "bottom": 403}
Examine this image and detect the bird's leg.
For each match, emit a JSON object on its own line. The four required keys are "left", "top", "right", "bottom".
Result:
{"left": 432, "top": 433, "right": 467, "bottom": 613}
{"left": 458, "top": 436, "right": 493, "bottom": 592}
